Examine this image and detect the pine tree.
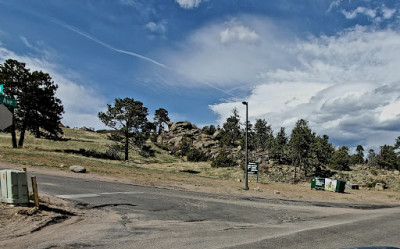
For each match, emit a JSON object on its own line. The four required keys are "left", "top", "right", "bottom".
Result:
{"left": 98, "top": 98, "right": 148, "bottom": 161}
{"left": 220, "top": 108, "right": 241, "bottom": 147}
{"left": 0, "top": 59, "right": 64, "bottom": 147}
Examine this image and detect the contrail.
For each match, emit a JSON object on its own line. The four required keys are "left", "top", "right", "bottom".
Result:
{"left": 52, "top": 19, "right": 169, "bottom": 69}
{"left": 52, "top": 19, "right": 240, "bottom": 99}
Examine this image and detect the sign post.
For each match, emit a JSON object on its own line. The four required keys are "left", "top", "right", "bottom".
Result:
{"left": 247, "top": 162, "right": 259, "bottom": 182}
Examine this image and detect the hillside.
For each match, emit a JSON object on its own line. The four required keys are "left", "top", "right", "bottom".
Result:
{"left": 0, "top": 126, "right": 400, "bottom": 197}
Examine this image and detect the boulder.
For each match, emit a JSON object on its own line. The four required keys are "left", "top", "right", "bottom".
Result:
{"left": 169, "top": 121, "right": 193, "bottom": 132}
{"left": 212, "top": 130, "right": 222, "bottom": 139}
{"left": 203, "top": 140, "right": 217, "bottom": 148}
{"left": 375, "top": 183, "right": 385, "bottom": 191}
{"left": 69, "top": 165, "right": 87, "bottom": 173}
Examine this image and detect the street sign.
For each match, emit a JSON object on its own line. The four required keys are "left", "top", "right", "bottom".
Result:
{"left": 247, "top": 162, "right": 259, "bottom": 174}
{"left": 0, "top": 85, "right": 3, "bottom": 94}
{"left": 0, "top": 104, "right": 13, "bottom": 130}
{"left": 247, "top": 162, "right": 260, "bottom": 182}
{"left": 0, "top": 95, "right": 16, "bottom": 107}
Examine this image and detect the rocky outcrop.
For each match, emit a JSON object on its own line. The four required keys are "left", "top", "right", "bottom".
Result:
{"left": 159, "top": 121, "right": 224, "bottom": 160}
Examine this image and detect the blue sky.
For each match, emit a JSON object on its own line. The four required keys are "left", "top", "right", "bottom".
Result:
{"left": 0, "top": 0, "right": 400, "bottom": 150}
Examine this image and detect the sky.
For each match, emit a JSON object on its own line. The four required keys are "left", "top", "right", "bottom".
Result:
{"left": 0, "top": 0, "right": 400, "bottom": 151}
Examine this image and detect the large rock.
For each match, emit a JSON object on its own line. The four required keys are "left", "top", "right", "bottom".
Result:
{"left": 169, "top": 121, "right": 193, "bottom": 132}
{"left": 375, "top": 183, "right": 385, "bottom": 191}
{"left": 70, "top": 165, "right": 87, "bottom": 173}
{"left": 168, "top": 136, "right": 183, "bottom": 147}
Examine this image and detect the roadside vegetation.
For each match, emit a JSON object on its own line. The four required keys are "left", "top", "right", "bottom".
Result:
{"left": 1, "top": 58, "right": 400, "bottom": 191}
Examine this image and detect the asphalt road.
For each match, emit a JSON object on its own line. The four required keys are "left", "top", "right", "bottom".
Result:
{"left": 10, "top": 170, "right": 400, "bottom": 248}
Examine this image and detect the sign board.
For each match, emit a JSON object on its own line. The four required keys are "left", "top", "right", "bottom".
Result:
{"left": 0, "top": 95, "right": 16, "bottom": 107}
{"left": 0, "top": 85, "right": 3, "bottom": 94}
{"left": 0, "top": 104, "right": 12, "bottom": 130}
{"left": 247, "top": 162, "right": 259, "bottom": 174}
{"left": 325, "top": 178, "right": 337, "bottom": 192}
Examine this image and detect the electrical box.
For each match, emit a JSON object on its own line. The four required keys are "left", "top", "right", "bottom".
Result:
{"left": 0, "top": 170, "right": 29, "bottom": 204}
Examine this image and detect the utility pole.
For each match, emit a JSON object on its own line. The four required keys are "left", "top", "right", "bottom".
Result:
{"left": 242, "top": 101, "right": 249, "bottom": 190}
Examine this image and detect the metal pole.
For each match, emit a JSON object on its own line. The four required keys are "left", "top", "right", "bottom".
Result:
{"left": 242, "top": 102, "right": 249, "bottom": 190}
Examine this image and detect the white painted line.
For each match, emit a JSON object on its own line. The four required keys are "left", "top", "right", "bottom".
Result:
{"left": 56, "top": 194, "right": 100, "bottom": 199}
{"left": 56, "top": 191, "right": 144, "bottom": 199}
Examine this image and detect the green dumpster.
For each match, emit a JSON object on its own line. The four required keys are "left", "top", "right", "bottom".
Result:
{"left": 311, "top": 177, "right": 325, "bottom": 190}
{"left": 336, "top": 180, "right": 346, "bottom": 193}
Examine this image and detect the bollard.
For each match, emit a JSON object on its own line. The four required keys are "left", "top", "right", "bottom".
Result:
{"left": 31, "top": 176, "right": 39, "bottom": 209}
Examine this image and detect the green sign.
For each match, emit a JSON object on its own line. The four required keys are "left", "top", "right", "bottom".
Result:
{"left": 247, "top": 162, "right": 259, "bottom": 174}
{"left": 0, "top": 85, "right": 3, "bottom": 94}
{"left": 0, "top": 95, "right": 16, "bottom": 107}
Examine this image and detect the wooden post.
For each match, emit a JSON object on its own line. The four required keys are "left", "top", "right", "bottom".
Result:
{"left": 31, "top": 176, "right": 39, "bottom": 209}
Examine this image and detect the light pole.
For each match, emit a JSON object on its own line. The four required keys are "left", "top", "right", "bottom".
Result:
{"left": 242, "top": 101, "right": 249, "bottom": 190}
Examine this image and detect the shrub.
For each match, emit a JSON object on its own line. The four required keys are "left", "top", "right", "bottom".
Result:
{"left": 211, "top": 147, "right": 236, "bottom": 168}
{"left": 187, "top": 147, "right": 207, "bottom": 162}
{"left": 139, "top": 145, "right": 155, "bottom": 158}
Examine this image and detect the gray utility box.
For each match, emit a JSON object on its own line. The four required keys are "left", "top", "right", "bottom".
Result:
{"left": 0, "top": 170, "right": 29, "bottom": 204}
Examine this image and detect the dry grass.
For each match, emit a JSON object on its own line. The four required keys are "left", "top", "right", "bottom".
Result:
{"left": 0, "top": 128, "right": 246, "bottom": 183}
{"left": 1, "top": 128, "right": 399, "bottom": 206}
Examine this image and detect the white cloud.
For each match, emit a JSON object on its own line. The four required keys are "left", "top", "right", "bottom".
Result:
{"left": 0, "top": 40, "right": 107, "bottom": 129}
{"left": 220, "top": 25, "right": 260, "bottom": 45}
{"left": 341, "top": 5, "right": 397, "bottom": 22}
{"left": 327, "top": 0, "right": 343, "bottom": 12}
{"left": 382, "top": 7, "right": 397, "bottom": 19}
{"left": 342, "top": 7, "right": 377, "bottom": 19}
{"left": 210, "top": 26, "right": 400, "bottom": 148}
{"left": 176, "top": 0, "right": 202, "bottom": 9}
{"left": 145, "top": 21, "right": 167, "bottom": 34}
{"left": 159, "top": 17, "right": 293, "bottom": 88}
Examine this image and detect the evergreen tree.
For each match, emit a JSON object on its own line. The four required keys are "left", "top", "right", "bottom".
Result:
{"left": 154, "top": 108, "right": 170, "bottom": 145}
{"left": 313, "top": 135, "right": 334, "bottom": 169}
{"left": 377, "top": 145, "right": 398, "bottom": 170}
{"left": 330, "top": 146, "right": 351, "bottom": 171}
{"left": 98, "top": 98, "right": 148, "bottom": 161}
{"left": 253, "top": 119, "right": 273, "bottom": 150}
{"left": 0, "top": 59, "right": 64, "bottom": 147}
{"left": 289, "top": 119, "right": 315, "bottom": 179}
{"left": 270, "top": 127, "right": 289, "bottom": 164}
{"left": 154, "top": 108, "right": 170, "bottom": 135}
{"left": 356, "top": 145, "right": 365, "bottom": 164}
{"left": 220, "top": 108, "right": 241, "bottom": 147}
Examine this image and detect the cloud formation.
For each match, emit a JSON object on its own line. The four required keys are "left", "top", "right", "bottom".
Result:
{"left": 160, "top": 17, "right": 293, "bottom": 88}
{"left": 220, "top": 25, "right": 260, "bottom": 45}
{"left": 145, "top": 21, "right": 167, "bottom": 34}
{"left": 176, "top": 0, "right": 202, "bottom": 9}
{"left": 209, "top": 25, "right": 400, "bottom": 149}
{"left": 341, "top": 5, "right": 397, "bottom": 22}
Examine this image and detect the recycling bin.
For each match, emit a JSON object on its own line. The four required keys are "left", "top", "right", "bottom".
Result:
{"left": 311, "top": 177, "right": 325, "bottom": 190}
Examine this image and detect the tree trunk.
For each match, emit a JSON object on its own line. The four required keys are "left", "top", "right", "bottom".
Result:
{"left": 18, "top": 120, "right": 27, "bottom": 147}
{"left": 34, "top": 126, "right": 41, "bottom": 138}
{"left": 124, "top": 131, "right": 129, "bottom": 161}
{"left": 11, "top": 108, "right": 17, "bottom": 148}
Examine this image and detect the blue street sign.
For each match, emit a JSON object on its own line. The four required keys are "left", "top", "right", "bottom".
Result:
{"left": 0, "top": 85, "right": 3, "bottom": 94}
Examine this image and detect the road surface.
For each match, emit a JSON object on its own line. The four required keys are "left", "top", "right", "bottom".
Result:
{"left": 2, "top": 168, "right": 400, "bottom": 248}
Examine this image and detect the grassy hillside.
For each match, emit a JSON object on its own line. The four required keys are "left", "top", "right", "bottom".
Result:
{"left": 0, "top": 128, "right": 244, "bottom": 183}
{"left": 1, "top": 127, "right": 400, "bottom": 193}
